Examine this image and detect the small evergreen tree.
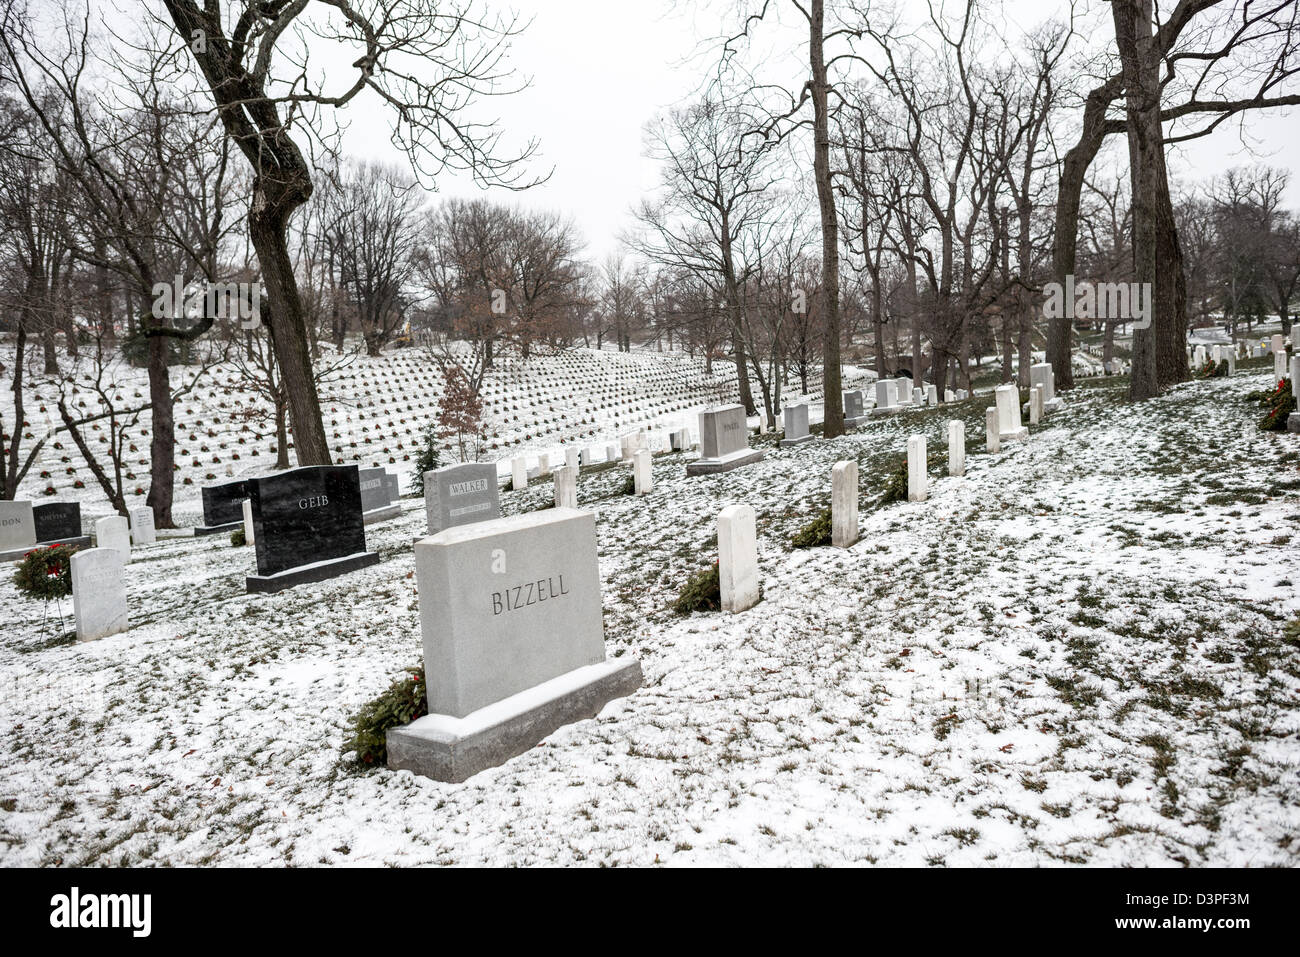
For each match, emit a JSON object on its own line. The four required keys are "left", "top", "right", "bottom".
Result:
{"left": 409, "top": 423, "right": 443, "bottom": 495}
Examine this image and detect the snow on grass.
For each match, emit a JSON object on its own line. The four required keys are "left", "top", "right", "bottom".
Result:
{"left": 0, "top": 357, "right": 1297, "bottom": 866}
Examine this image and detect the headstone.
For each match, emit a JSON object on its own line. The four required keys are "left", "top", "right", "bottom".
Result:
{"left": 907, "top": 435, "right": 927, "bottom": 502}
{"left": 944, "top": 389, "right": 956, "bottom": 403}
{"left": 687, "top": 405, "right": 764, "bottom": 475}
{"left": 128, "top": 507, "right": 156, "bottom": 546}
{"left": 94, "top": 515, "right": 131, "bottom": 561}
{"left": 242, "top": 499, "right": 255, "bottom": 545}
{"left": 994, "top": 384, "right": 1028, "bottom": 442}
{"left": 780, "top": 402, "right": 813, "bottom": 447}
{"left": 537, "top": 453, "right": 550, "bottom": 479}
{"left": 633, "top": 449, "right": 653, "bottom": 495}
{"left": 245, "top": 464, "right": 379, "bottom": 593}
{"left": 388, "top": 509, "right": 642, "bottom": 782}
{"left": 620, "top": 432, "right": 645, "bottom": 462}
{"left": 199, "top": 479, "right": 248, "bottom": 532}
{"left": 1290, "top": 355, "right": 1300, "bottom": 386}
{"left": 948, "top": 420, "right": 965, "bottom": 477}
{"left": 1029, "top": 362, "right": 1061, "bottom": 410}
{"left": 912, "top": 387, "right": 924, "bottom": 406}
{"left": 382, "top": 472, "right": 400, "bottom": 504}
{"left": 71, "top": 547, "right": 128, "bottom": 642}
{"left": 872, "top": 380, "right": 899, "bottom": 416}
{"left": 718, "top": 504, "right": 760, "bottom": 613}
{"left": 986, "top": 407, "right": 1000, "bottom": 453}
{"left": 425, "top": 463, "right": 501, "bottom": 535}
{"left": 565, "top": 447, "right": 580, "bottom": 472}
{"left": 0, "top": 500, "right": 37, "bottom": 554}
{"left": 843, "top": 390, "right": 866, "bottom": 426}
{"left": 1194, "top": 345, "right": 1207, "bottom": 370}
{"left": 757, "top": 411, "right": 768, "bottom": 435}
{"left": 831, "top": 461, "right": 858, "bottom": 549}
{"left": 605, "top": 444, "right": 618, "bottom": 463}
{"left": 1227, "top": 351, "right": 1236, "bottom": 375}
{"left": 897, "top": 378, "right": 913, "bottom": 404}
{"left": 925, "top": 384, "right": 938, "bottom": 406}
{"left": 956, "top": 389, "right": 969, "bottom": 401}
{"left": 358, "top": 467, "right": 394, "bottom": 513}
{"left": 32, "top": 502, "right": 82, "bottom": 544}
{"left": 511, "top": 457, "right": 528, "bottom": 491}
{"left": 580, "top": 447, "right": 594, "bottom": 467}
{"left": 553, "top": 465, "right": 577, "bottom": 509}
{"left": 1029, "top": 385, "right": 1043, "bottom": 425}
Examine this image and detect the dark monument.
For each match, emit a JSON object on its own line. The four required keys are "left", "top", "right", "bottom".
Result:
{"left": 33, "top": 502, "right": 85, "bottom": 544}
{"left": 244, "top": 465, "right": 379, "bottom": 593}
{"left": 198, "top": 479, "right": 248, "bottom": 535}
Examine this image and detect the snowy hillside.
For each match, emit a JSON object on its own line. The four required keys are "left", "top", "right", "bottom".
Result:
{"left": 1, "top": 360, "right": 1296, "bottom": 866}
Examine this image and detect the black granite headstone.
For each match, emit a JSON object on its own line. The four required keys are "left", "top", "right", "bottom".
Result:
{"left": 33, "top": 502, "right": 81, "bottom": 542}
{"left": 248, "top": 465, "right": 368, "bottom": 578}
{"left": 201, "top": 479, "right": 248, "bottom": 526}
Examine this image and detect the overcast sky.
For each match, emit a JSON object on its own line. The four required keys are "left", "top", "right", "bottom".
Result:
{"left": 133, "top": 0, "right": 1300, "bottom": 259}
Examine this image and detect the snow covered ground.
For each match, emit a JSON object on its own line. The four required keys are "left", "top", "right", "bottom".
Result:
{"left": 1, "top": 357, "right": 1297, "bottom": 866}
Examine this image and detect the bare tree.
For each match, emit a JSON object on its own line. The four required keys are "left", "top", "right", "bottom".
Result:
{"left": 157, "top": 0, "right": 543, "bottom": 464}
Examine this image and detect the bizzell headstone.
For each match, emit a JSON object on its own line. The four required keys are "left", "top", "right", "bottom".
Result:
{"left": 387, "top": 508, "right": 642, "bottom": 782}
{"left": 424, "top": 463, "right": 500, "bottom": 535}
{"left": 245, "top": 465, "right": 379, "bottom": 592}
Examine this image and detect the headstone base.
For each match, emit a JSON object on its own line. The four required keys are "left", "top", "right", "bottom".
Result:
{"left": 245, "top": 550, "right": 380, "bottom": 594}
{"left": 362, "top": 503, "right": 403, "bottom": 526}
{"left": 387, "top": 658, "right": 643, "bottom": 783}
{"left": 778, "top": 433, "right": 815, "bottom": 449}
{"left": 1288, "top": 412, "right": 1300, "bottom": 434}
{"left": 685, "top": 448, "right": 765, "bottom": 476}
{"left": 195, "top": 521, "right": 242, "bottom": 537}
{"left": 0, "top": 535, "right": 92, "bottom": 564}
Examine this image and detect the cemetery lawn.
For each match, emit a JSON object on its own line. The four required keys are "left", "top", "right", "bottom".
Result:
{"left": 2, "top": 365, "right": 1298, "bottom": 866}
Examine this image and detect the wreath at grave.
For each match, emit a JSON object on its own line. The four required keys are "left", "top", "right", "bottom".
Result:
{"left": 13, "top": 543, "right": 82, "bottom": 602}
{"left": 1252, "top": 378, "right": 1295, "bottom": 432}
{"left": 344, "top": 668, "right": 429, "bottom": 768}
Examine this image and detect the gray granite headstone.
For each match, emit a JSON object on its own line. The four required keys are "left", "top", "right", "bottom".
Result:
{"left": 779, "top": 402, "right": 813, "bottom": 447}
{"left": 424, "top": 463, "right": 500, "bottom": 534}
{"left": 687, "top": 405, "right": 763, "bottom": 476}
{"left": 413, "top": 508, "right": 608, "bottom": 717}
{"left": 0, "top": 501, "right": 37, "bottom": 551}
{"left": 359, "top": 467, "right": 390, "bottom": 512}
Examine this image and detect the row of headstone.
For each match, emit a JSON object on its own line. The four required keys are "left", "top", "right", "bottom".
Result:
{"left": 0, "top": 500, "right": 90, "bottom": 561}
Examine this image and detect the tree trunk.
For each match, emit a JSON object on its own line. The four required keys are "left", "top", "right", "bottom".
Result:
{"left": 1113, "top": 0, "right": 1162, "bottom": 400}
{"left": 810, "top": 0, "right": 843, "bottom": 438}
{"left": 248, "top": 204, "right": 332, "bottom": 466}
{"left": 145, "top": 321, "right": 176, "bottom": 527}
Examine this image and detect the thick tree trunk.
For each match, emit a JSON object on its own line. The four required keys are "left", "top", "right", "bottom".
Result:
{"left": 145, "top": 322, "right": 176, "bottom": 527}
{"left": 248, "top": 206, "right": 332, "bottom": 466}
{"left": 3, "top": 318, "right": 27, "bottom": 499}
{"left": 810, "top": 0, "right": 843, "bottom": 438}
{"left": 1113, "top": 0, "right": 1163, "bottom": 400}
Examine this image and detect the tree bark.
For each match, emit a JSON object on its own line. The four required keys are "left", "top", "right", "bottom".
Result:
{"left": 810, "top": 0, "right": 843, "bottom": 437}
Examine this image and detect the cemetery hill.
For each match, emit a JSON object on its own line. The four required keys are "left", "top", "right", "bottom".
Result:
{"left": 0, "top": 0, "right": 1299, "bottom": 870}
